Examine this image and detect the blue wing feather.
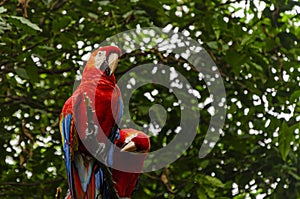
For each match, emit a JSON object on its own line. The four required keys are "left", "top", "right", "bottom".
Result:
{"left": 95, "top": 169, "right": 103, "bottom": 198}
{"left": 61, "top": 113, "right": 109, "bottom": 198}
{"left": 117, "top": 96, "right": 123, "bottom": 126}
{"left": 107, "top": 95, "right": 123, "bottom": 167}
{"left": 60, "top": 91, "right": 123, "bottom": 198}
{"left": 60, "top": 114, "right": 74, "bottom": 197}
{"left": 74, "top": 153, "right": 95, "bottom": 193}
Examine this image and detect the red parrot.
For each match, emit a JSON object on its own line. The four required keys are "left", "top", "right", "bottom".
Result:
{"left": 59, "top": 46, "right": 123, "bottom": 199}
{"left": 112, "top": 128, "right": 150, "bottom": 198}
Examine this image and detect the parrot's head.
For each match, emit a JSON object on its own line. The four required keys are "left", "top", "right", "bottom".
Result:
{"left": 85, "top": 45, "right": 122, "bottom": 76}
{"left": 118, "top": 129, "right": 150, "bottom": 153}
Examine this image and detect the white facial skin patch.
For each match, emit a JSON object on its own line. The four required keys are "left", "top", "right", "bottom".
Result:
{"left": 94, "top": 50, "right": 106, "bottom": 69}
{"left": 124, "top": 133, "right": 138, "bottom": 144}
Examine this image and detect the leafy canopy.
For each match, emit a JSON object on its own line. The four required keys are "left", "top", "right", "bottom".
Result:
{"left": 0, "top": 0, "right": 299, "bottom": 198}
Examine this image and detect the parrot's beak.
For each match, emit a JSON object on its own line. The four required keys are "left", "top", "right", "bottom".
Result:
{"left": 121, "top": 141, "right": 137, "bottom": 152}
{"left": 107, "top": 53, "right": 119, "bottom": 76}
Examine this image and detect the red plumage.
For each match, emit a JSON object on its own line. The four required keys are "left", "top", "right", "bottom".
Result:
{"left": 60, "top": 46, "right": 122, "bottom": 199}
{"left": 63, "top": 46, "right": 122, "bottom": 143}
{"left": 60, "top": 46, "right": 150, "bottom": 199}
{"left": 112, "top": 128, "right": 150, "bottom": 197}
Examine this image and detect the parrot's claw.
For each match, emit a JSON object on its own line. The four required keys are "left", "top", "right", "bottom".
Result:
{"left": 121, "top": 141, "right": 137, "bottom": 152}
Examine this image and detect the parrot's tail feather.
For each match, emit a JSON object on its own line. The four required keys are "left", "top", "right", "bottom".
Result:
{"left": 99, "top": 163, "right": 120, "bottom": 199}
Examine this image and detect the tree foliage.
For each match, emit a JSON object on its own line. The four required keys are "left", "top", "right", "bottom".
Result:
{"left": 0, "top": 0, "right": 299, "bottom": 198}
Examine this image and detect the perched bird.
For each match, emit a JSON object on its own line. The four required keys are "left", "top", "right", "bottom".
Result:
{"left": 112, "top": 128, "right": 150, "bottom": 198}
{"left": 59, "top": 46, "right": 123, "bottom": 199}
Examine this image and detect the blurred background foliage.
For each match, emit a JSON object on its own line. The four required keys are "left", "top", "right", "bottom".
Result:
{"left": 0, "top": 0, "right": 300, "bottom": 198}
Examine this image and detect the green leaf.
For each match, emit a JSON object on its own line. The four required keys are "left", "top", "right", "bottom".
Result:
{"left": 248, "top": 61, "right": 263, "bottom": 72}
{"left": 8, "top": 16, "right": 42, "bottom": 33}
{"left": 205, "top": 175, "right": 225, "bottom": 188}
{"left": 241, "top": 35, "right": 254, "bottom": 46}
{"left": 0, "top": 16, "right": 11, "bottom": 33}
{"left": 291, "top": 90, "right": 300, "bottom": 102}
{"left": 98, "top": 1, "right": 110, "bottom": 6}
{"left": 224, "top": 50, "right": 248, "bottom": 70}
{"left": 278, "top": 121, "right": 294, "bottom": 161}
{"left": 1, "top": 0, "right": 300, "bottom": 198}
{"left": 143, "top": 187, "right": 152, "bottom": 195}
{"left": 52, "top": 16, "right": 72, "bottom": 32}
{"left": 88, "top": 12, "right": 98, "bottom": 20}
{"left": 38, "top": 45, "right": 55, "bottom": 51}
{"left": 15, "top": 68, "right": 29, "bottom": 79}
{"left": 213, "top": 26, "right": 220, "bottom": 40}
{"left": 205, "top": 186, "right": 215, "bottom": 198}
{"left": 199, "top": 159, "right": 209, "bottom": 170}
{"left": 207, "top": 41, "right": 219, "bottom": 50}
{"left": 197, "top": 187, "right": 207, "bottom": 199}
{"left": 25, "top": 65, "right": 39, "bottom": 83}
{"left": 288, "top": 170, "right": 300, "bottom": 181}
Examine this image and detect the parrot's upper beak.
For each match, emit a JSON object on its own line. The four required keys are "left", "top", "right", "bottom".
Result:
{"left": 121, "top": 141, "right": 137, "bottom": 152}
{"left": 107, "top": 53, "right": 119, "bottom": 76}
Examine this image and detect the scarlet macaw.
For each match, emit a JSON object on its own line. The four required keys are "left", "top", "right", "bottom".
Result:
{"left": 112, "top": 128, "right": 150, "bottom": 198}
{"left": 59, "top": 46, "right": 123, "bottom": 198}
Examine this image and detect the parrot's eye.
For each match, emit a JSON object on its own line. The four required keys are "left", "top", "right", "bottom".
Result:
{"left": 97, "top": 51, "right": 105, "bottom": 56}
{"left": 95, "top": 50, "right": 106, "bottom": 69}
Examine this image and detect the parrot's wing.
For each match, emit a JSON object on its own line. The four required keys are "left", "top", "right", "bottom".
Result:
{"left": 59, "top": 95, "right": 101, "bottom": 198}
{"left": 59, "top": 113, "right": 75, "bottom": 197}
{"left": 60, "top": 93, "right": 119, "bottom": 199}
{"left": 80, "top": 93, "right": 120, "bottom": 199}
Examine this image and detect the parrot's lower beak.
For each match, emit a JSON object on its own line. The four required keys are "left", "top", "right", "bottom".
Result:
{"left": 121, "top": 141, "right": 137, "bottom": 152}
